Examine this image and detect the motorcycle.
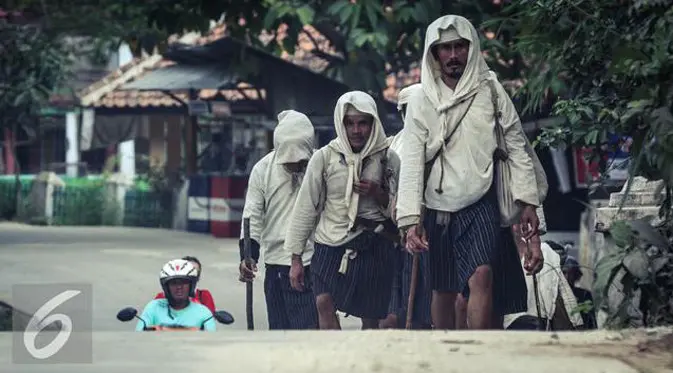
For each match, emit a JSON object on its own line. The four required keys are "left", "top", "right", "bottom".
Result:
{"left": 116, "top": 306, "right": 235, "bottom": 331}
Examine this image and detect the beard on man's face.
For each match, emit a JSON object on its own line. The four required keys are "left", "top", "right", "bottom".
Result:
{"left": 442, "top": 59, "right": 465, "bottom": 79}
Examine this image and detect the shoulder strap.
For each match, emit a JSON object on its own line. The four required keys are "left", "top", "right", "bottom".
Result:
{"left": 317, "top": 149, "right": 329, "bottom": 213}
{"left": 489, "top": 80, "right": 510, "bottom": 161}
{"left": 426, "top": 90, "right": 479, "bottom": 167}
{"left": 379, "top": 147, "right": 390, "bottom": 193}
{"left": 423, "top": 90, "right": 479, "bottom": 187}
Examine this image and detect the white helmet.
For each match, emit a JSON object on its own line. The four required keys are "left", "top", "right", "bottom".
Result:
{"left": 159, "top": 259, "right": 198, "bottom": 303}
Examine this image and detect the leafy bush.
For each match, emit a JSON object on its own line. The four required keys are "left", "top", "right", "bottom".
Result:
{"left": 499, "top": 0, "right": 673, "bottom": 326}
{"left": 594, "top": 217, "right": 673, "bottom": 327}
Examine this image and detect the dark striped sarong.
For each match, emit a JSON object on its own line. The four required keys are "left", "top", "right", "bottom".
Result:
{"left": 488, "top": 227, "right": 527, "bottom": 316}
{"left": 387, "top": 248, "right": 405, "bottom": 317}
{"left": 312, "top": 231, "right": 396, "bottom": 320}
{"left": 424, "top": 185, "right": 527, "bottom": 317}
{"left": 264, "top": 264, "right": 318, "bottom": 330}
{"left": 400, "top": 250, "right": 433, "bottom": 327}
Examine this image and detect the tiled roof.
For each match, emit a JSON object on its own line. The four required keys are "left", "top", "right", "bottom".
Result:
{"left": 82, "top": 24, "right": 340, "bottom": 109}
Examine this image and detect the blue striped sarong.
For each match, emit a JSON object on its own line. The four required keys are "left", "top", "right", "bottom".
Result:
{"left": 311, "top": 231, "right": 396, "bottom": 319}
{"left": 264, "top": 264, "right": 318, "bottom": 329}
{"left": 387, "top": 248, "right": 405, "bottom": 317}
{"left": 489, "top": 227, "right": 527, "bottom": 316}
{"left": 424, "top": 186, "right": 527, "bottom": 317}
{"left": 386, "top": 248, "right": 432, "bottom": 328}
{"left": 400, "top": 250, "right": 433, "bottom": 327}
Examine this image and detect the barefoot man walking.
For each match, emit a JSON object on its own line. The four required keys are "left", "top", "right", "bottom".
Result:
{"left": 396, "top": 15, "right": 543, "bottom": 330}
{"left": 238, "top": 110, "right": 319, "bottom": 330}
{"left": 285, "top": 91, "right": 399, "bottom": 330}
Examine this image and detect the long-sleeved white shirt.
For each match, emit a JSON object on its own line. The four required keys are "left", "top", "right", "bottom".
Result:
{"left": 395, "top": 77, "right": 539, "bottom": 228}
{"left": 240, "top": 152, "right": 313, "bottom": 266}
{"left": 240, "top": 110, "right": 315, "bottom": 267}
{"left": 284, "top": 91, "right": 395, "bottom": 256}
{"left": 283, "top": 146, "right": 398, "bottom": 255}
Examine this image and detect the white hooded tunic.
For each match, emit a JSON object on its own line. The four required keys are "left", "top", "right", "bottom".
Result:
{"left": 388, "top": 83, "right": 423, "bottom": 155}
{"left": 387, "top": 83, "right": 422, "bottom": 220}
{"left": 503, "top": 242, "right": 584, "bottom": 329}
{"left": 284, "top": 91, "right": 393, "bottom": 256}
{"left": 396, "top": 15, "right": 539, "bottom": 228}
{"left": 240, "top": 110, "right": 315, "bottom": 267}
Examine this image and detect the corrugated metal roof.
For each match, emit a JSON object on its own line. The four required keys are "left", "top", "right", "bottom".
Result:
{"left": 121, "top": 64, "right": 238, "bottom": 91}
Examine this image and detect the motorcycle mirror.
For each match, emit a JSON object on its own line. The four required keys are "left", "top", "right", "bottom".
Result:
{"left": 213, "top": 310, "right": 234, "bottom": 325}
{"left": 116, "top": 307, "right": 138, "bottom": 322}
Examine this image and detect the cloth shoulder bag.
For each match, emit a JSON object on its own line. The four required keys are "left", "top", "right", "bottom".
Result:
{"left": 489, "top": 80, "right": 548, "bottom": 227}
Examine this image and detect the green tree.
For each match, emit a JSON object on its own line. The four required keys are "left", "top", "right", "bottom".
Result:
{"left": 0, "top": 15, "right": 70, "bottom": 217}
{"left": 230, "top": 0, "right": 525, "bottom": 98}
{"left": 9, "top": 1, "right": 526, "bottom": 98}
{"left": 499, "top": 0, "right": 673, "bottom": 327}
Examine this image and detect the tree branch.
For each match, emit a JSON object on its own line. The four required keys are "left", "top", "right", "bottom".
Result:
{"left": 312, "top": 20, "right": 347, "bottom": 56}
{"left": 311, "top": 49, "right": 345, "bottom": 66}
{"left": 300, "top": 27, "right": 345, "bottom": 66}
{"left": 301, "top": 28, "right": 322, "bottom": 52}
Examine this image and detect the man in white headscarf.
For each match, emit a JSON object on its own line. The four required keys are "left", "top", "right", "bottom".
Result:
{"left": 380, "top": 83, "right": 433, "bottom": 329}
{"left": 284, "top": 91, "right": 398, "bottom": 330}
{"left": 396, "top": 15, "right": 544, "bottom": 330}
{"left": 238, "top": 110, "right": 319, "bottom": 330}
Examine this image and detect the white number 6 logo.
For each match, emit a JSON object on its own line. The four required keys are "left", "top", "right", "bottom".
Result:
{"left": 23, "top": 290, "right": 81, "bottom": 359}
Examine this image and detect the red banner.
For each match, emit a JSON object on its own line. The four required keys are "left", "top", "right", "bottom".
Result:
{"left": 573, "top": 147, "right": 601, "bottom": 188}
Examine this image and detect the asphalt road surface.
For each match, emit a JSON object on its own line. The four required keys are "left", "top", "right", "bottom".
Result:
{"left": 0, "top": 222, "right": 578, "bottom": 332}
{"left": 0, "top": 223, "right": 362, "bottom": 331}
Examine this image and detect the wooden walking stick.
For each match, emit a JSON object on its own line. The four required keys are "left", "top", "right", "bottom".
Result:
{"left": 243, "top": 217, "right": 254, "bottom": 330}
{"left": 406, "top": 253, "right": 420, "bottom": 330}
{"left": 525, "top": 235, "right": 544, "bottom": 331}
{"left": 405, "top": 208, "right": 425, "bottom": 330}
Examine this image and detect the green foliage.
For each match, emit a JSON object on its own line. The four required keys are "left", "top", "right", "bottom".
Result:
{"left": 12, "top": 0, "right": 226, "bottom": 55}
{"left": 503, "top": 0, "right": 673, "bottom": 183}
{"left": 571, "top": 299, "right": 595, "bottom": 317}
{"left": 499, "top": 0, "right": 673, "bottom": 327}
{"left": 593, "top": 216, "right": 673, "bottom": 328}
{"left": 135, "top": 155, "right": 171, "bottom": 194}
{"left": 224, "top": 0, "right": 523, "bottom": 97}
{"left": 0, "top": 177, "right": 32, "bottom": 219}
{"left": 0, "top": 19, "right": 70, "bottom": 135}
{"left": 7, "top": 0, "right": 527, "bottom": 101}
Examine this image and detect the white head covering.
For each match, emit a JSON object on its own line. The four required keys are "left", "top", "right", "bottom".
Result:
{"left": 273, "top": 110, "right": 315, "bottom": 165}
{"left": 267, "top": 110, "right": 315, "bottom": 191}
{"left": 396, "top": 83, "right": 422, "bottom": 111}
{"left": 328, "top": 91, "right": 388, "bottom": 229}
{"left": 421, "top": 15, "right": 493, "bottom": 113}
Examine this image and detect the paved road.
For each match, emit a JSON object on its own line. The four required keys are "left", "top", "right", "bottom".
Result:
{"left": 1, "top": 328, "right": 670, "bottom": 372}
{"left": 0, "top": 223, "right": 362, "bottom": 331}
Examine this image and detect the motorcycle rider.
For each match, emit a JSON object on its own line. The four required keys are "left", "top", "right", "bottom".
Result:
{"left": 136, "top": 258, "right": 216, "bottom": 331}
{"left": 154, "top": 256, "right": 216, "bottom": 313}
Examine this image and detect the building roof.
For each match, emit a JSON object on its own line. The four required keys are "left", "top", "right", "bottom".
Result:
{"left": 80, "top": 22, "right": 532, "bottom": 111}
{"left": 80, "top": 24, "right": 340, "bottom": 109}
